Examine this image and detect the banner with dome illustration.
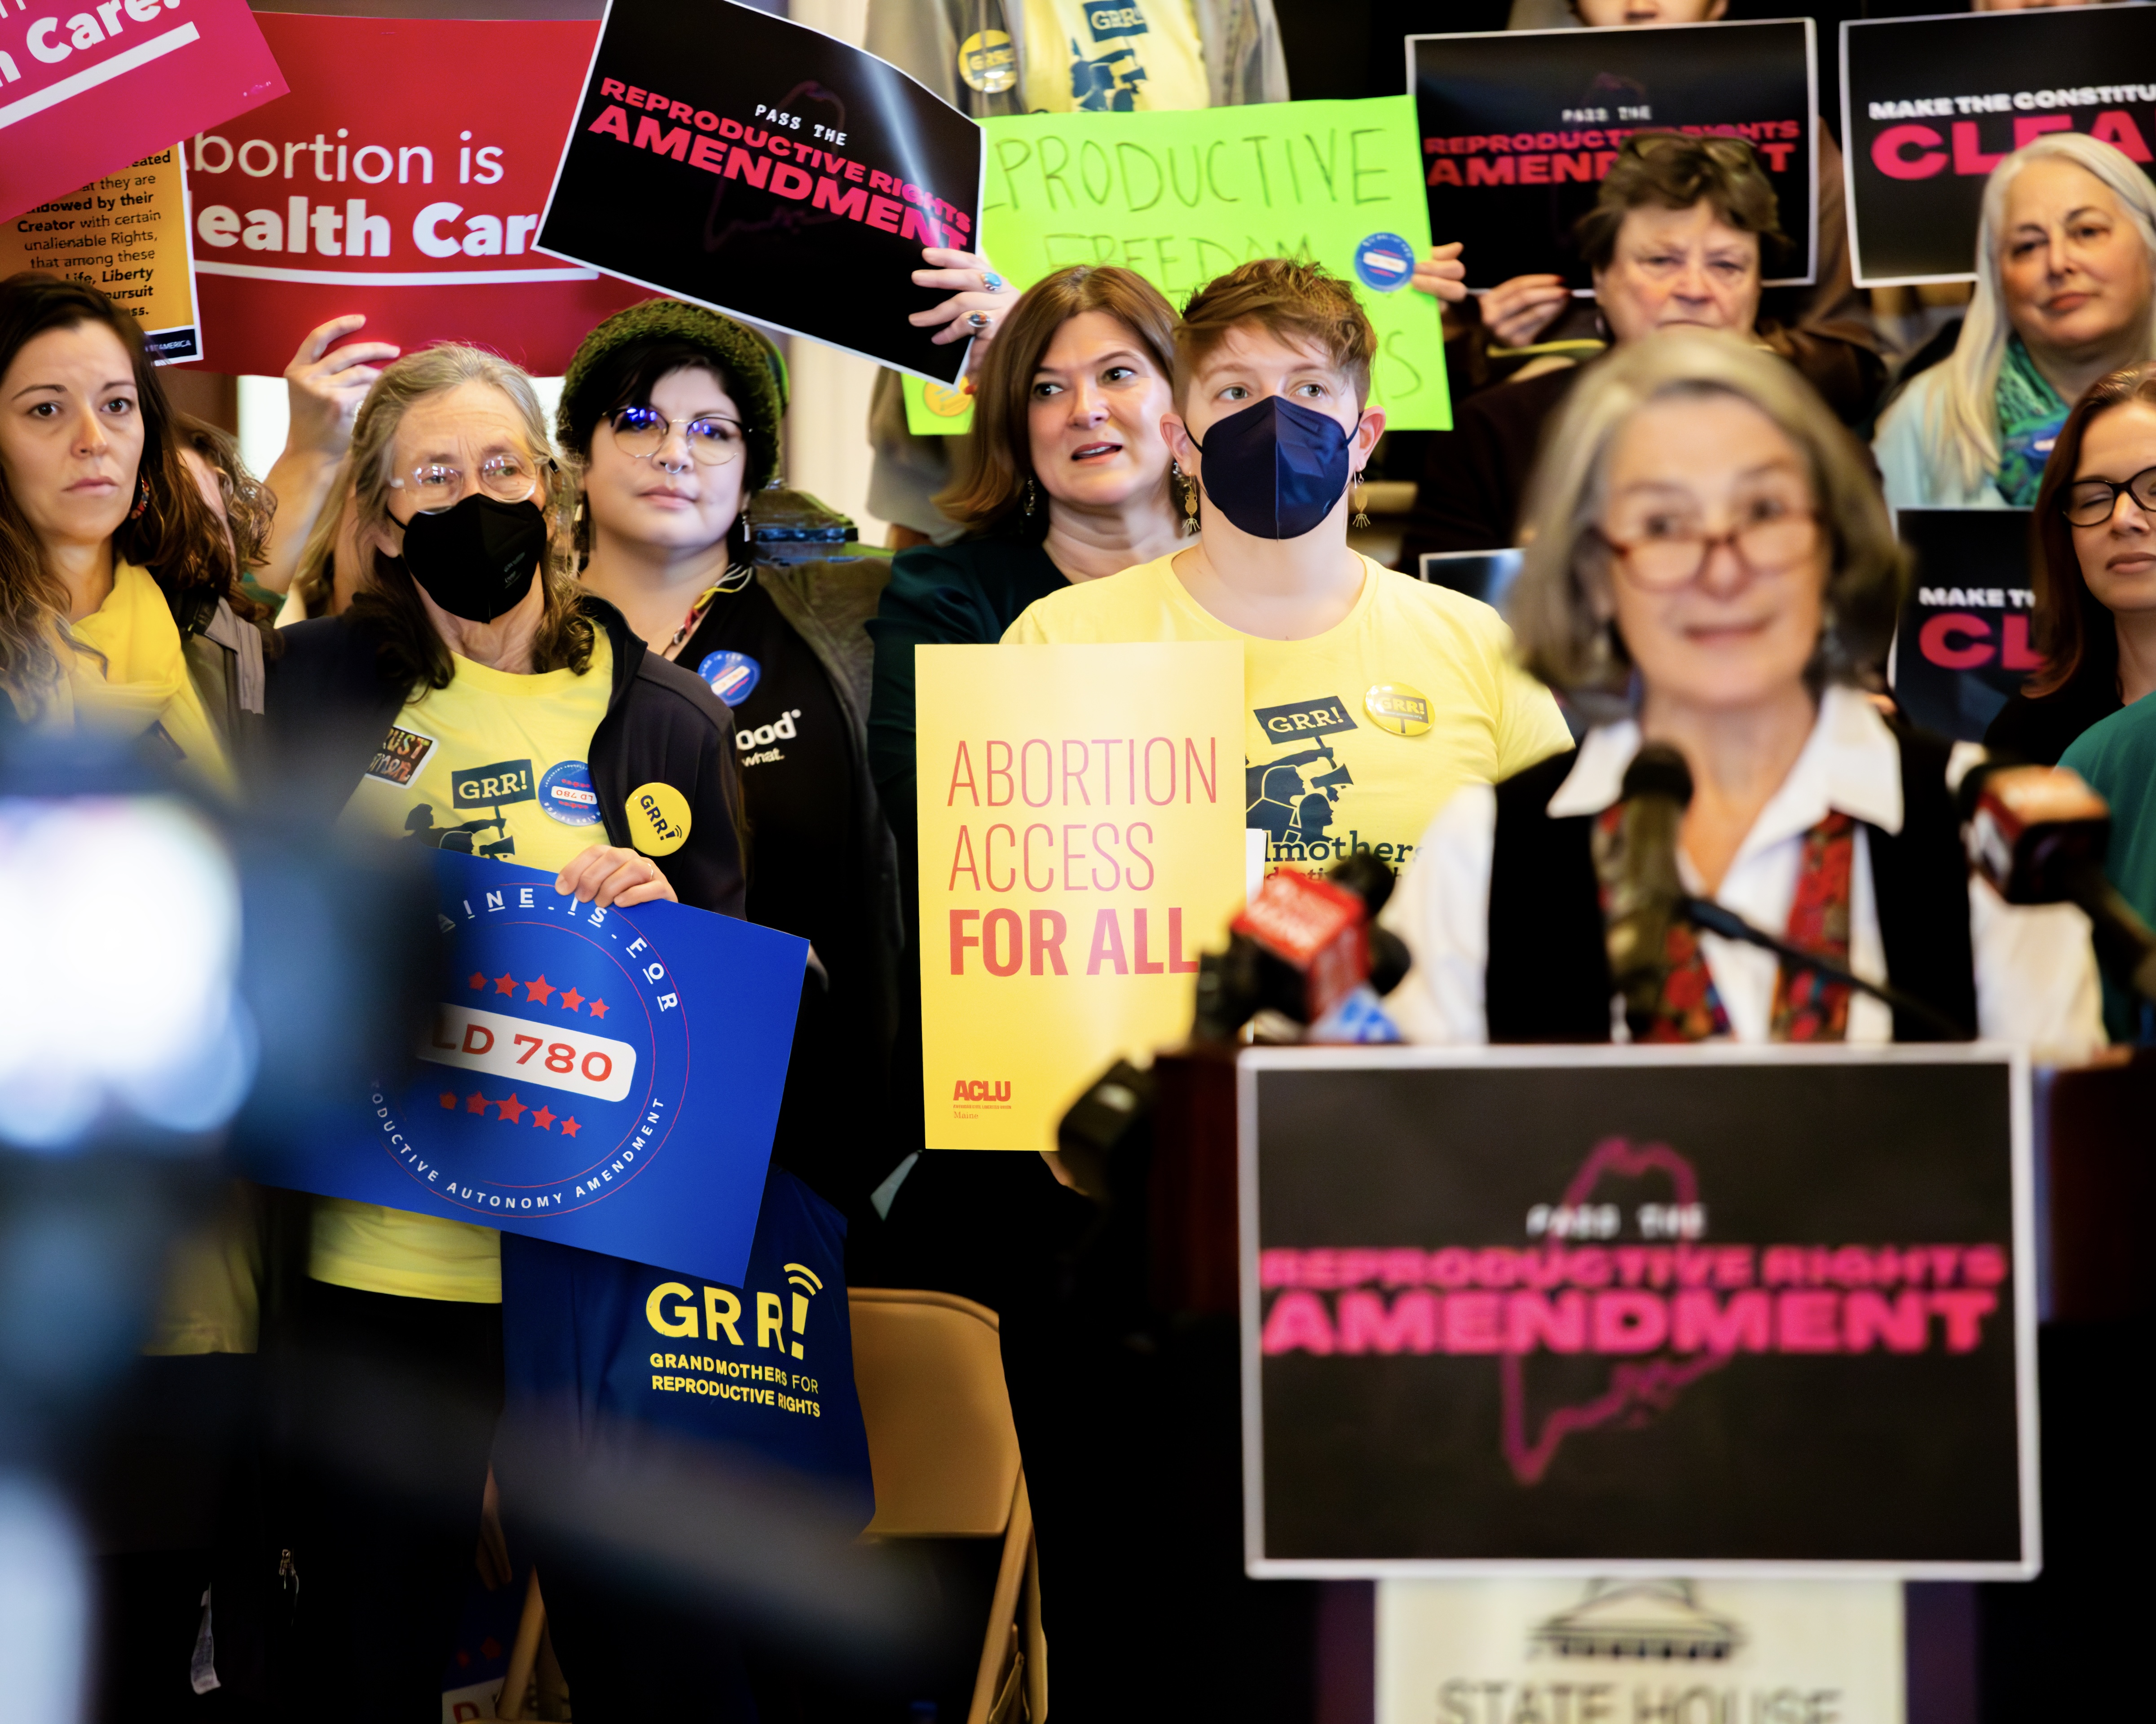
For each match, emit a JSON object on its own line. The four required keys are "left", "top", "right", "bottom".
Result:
{"left": 1241, "top": 1044, "right": 2037, "bottom": 1576}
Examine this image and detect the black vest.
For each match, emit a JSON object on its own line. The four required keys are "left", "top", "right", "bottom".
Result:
{"left": 1484, "top": 728, "right": 1977, "bottom": 1044}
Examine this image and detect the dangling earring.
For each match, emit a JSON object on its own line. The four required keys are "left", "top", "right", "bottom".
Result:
{"left": 1177, "top": 464, "right": 1200, "bottom": 536}
{"left": 1350, "top": 471, "right": 1370, "bottom": 532}
{"left": 128, "top": 475, "right": 150, "bottom": 522}
{"left": 1024, "top": 476, "right": 1040, "bottom": 517}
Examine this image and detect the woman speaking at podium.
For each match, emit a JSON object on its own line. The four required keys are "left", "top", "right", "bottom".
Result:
{"left": 1381, "top": 327, "right": 2103, "bottom": 1059}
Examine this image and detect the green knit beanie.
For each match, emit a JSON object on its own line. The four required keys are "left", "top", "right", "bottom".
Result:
{"left": 557, "top": 298, "right": 789, "bottom": 492}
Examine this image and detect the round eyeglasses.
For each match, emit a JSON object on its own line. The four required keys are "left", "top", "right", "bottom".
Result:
{"left": 607, "top": 405, "right": 745, "bottom": 466}
{"left": 1594, "top": 508, "right": 1821, "bottom": 591}
{"left": 389, "top": 452, "right": 551, "bottom": 513}
{"left": 2061, "top": 465, "right": 2156, "bottom": 528}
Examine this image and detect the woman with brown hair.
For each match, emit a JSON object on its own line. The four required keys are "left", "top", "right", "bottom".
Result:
{"left": 865, "top": 263, "right": 1185, "bottom": 901}
{"left": 1985, "top": 362, "right": 2156, "bottom": 765}
{"left": 0, "top": 272, "right": 269, "bottom": 780}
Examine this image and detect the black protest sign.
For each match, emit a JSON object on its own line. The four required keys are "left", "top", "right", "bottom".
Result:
{"left": 1890, "top": 507, "right": 2041, "bottom": 745}
{"left": 539, "top": 0, "right": 984, "bottom": 383}
{"left": 1239, "top": 1047, "right": 2035, "bottom": 1573}
{"left": 1843, "top": 9, "right": 2156, "bottom": 287}
{"left": 1410, "top": 21, "right": 1817, "bottom": 293}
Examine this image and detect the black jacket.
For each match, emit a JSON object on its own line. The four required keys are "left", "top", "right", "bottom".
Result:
{"left": 1484, "top": 728, "right": 1978, "bottom": 1045}
{"left": 265, "top": 596, "right": 746, "bottom": 918}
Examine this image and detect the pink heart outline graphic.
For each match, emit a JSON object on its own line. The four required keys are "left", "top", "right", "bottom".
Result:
{"left": 1499, "top": 1135, "right": 1736, "bottom": 1487}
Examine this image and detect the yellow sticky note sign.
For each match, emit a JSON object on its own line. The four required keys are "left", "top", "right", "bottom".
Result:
{"left": 0, "top": 147, "right": 203, "bottom": 364}
{"left": 915, "top": 642, "right": 1247, "bottom": 1151}
{"left": 627, "top": 782, "right": 692, "bottom": 856}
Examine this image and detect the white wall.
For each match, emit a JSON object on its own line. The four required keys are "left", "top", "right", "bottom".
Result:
{"left": 777, "top": 0, "right": 888, "bottom": 545}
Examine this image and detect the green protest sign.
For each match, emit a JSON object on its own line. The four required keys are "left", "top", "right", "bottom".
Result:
{"left": 903, "top": 96, "right": 1449, "bottom": 437}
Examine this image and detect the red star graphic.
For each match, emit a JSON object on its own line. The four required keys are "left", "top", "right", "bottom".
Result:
{"left": 439, "top": 1092, "right": 457, "bottom": 1109}
{"left": 587, "top": 998, "right": 608, "bottom": 1019}
{"left": 496, "top": 1093, "right": 528, "bottom": 1124}
{"left": 558, "top": 985, "right": 585, "bottom": 1012}
{"left": 467, "top": 972, "right": 486, "bottom": 991}
{"left": 465, "top": 1091, "right": 486, "bottom": 1114}
{"left": 530, "top": 1105, "right": 556, "bottom": 1131}
{"left": 560, "top": 1116, "right": 581, "bottom": 1138}
{"left": 493, "top": 972, "right": 516, "bottom": 996}
{"left": 525, "top": 974, "right": 555, "bottom": 1004}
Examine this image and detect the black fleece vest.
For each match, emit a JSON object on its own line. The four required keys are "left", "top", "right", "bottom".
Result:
{"left": 1484, "top": 728, "right": 1977, "bottom": 1044}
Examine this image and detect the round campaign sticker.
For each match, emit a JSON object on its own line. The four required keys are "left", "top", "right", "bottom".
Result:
{"left": 628, "top": 781, "right": 693, "bottom": 857}
{"left": 1364, "top": 683, "right": 1433, "bottom": 737}
{"left": 1352, "top": 233, "right": 1417, "bottom": 295}
{"left": 367, "top": 872, "right": 692, "bottom": 1222}
{"left": 957, "top": 28, "right": 1017, "bottom": 93}
{"left": 697, "top": 651, "right": 761, "bottom": 707}
{"left": 919, "top": 381, "right": 973, "bottom": 419}
{"left": 538, "top": 760, "right": 602, "bottom": 827}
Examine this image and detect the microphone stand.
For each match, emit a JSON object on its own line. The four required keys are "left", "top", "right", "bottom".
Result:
{"left": 1677, "top": 897, "right": 1970, "bottom": 1041}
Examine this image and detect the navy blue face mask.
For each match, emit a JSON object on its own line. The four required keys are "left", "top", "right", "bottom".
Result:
{"left": 1189, "top": 395, "right": 1354, "bottom": 540}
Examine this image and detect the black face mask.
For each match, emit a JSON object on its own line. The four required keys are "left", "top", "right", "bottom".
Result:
{"left": 399, "top": 494, "right": 548, "bottom": 622}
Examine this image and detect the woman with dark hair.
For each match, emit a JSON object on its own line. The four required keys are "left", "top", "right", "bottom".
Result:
{"left": 265, "top": 341, "right": 746, "bottom": 1720}
{"left": 0, "top": 272, "right": 269, "bottom": 778}
{"left": 866, "top": 264, "right": 1183, "bottom": 868}
{"left": 1985, "top": 363, "right": 2156, "bottom": 765}
{"left": 1405, "top": 132, "right": 1882, "bottom": 563}
{"left": 1383, "top": 327, "right": 2101, "bottom": 1059}
{"left": 558, "top": 295, "right": 901, "bottom": 1215}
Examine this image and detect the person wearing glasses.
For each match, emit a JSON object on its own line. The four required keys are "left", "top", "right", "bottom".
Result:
{"left": 265, "top": 341, "right": 746, "bottom": 1720}
{"left": 1874, "top": 135, "right": 2156, "bottom": 516}
{"left": 1403, "top": 132, "right": 1883, "bottom": 565}
{"left": 2032, "top": 365, "right": 2156, "bottom": 1038}
{"left": 557, "top": 299, "right": 900, "bottom": 1219}
{"left": 1382, "top": 327, "right": 2102, "bottom": 1059}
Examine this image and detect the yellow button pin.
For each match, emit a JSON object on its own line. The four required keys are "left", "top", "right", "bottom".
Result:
{"left": 1364, "top": 683, "right": 1433, "bottom": 738}
{"left": 628, "top": 781, "right": 692, "bottom": 857}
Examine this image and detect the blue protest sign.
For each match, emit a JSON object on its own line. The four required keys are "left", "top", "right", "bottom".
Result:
{"left": 247, "top": 849, "right": 805, "bottom": 1287}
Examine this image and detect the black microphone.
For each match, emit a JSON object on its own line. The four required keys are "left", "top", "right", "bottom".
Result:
{"left": 1595, "top": 743, "right": 1693, "bottom": 1042}
{"left": 1961, "top": 759, "right": 2156, "bottom": 1003}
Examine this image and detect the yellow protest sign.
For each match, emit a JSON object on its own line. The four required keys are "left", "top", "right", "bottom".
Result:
{"left": 0, "top": 149, "right": 203, "bottom": 364}
{"left": 917, "top": 642, "right": 1246, "bottom": 1151}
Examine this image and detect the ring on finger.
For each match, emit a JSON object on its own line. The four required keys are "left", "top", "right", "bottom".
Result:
{"left": 980, "top": 270, "right": 1006, "bottom": 292}
{"left": 966, "top": 311, "right": 991, "bottom": 330}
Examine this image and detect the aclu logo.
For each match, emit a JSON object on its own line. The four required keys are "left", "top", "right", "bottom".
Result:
{"left": 952, "top": 1078, "right": 1011, "bottom": 1104}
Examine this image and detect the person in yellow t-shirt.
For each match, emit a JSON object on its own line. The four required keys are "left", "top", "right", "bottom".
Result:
{"left": 1005, "top": 259, "right": 1573, "bottom": 876}
{"left": 264, "top": 342, "right": 747, "bottom": 1720}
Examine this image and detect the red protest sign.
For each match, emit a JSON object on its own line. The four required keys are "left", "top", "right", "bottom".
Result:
{"left": 0, "top": 0, "right": 284, "bottom": 224}
{"left": 187, "top": 14, "right": 644, "bottom": 377}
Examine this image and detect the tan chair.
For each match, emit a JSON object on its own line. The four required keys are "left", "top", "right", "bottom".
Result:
{"left": 850, "top": 1287, "right": 1047, "bottom": 1724}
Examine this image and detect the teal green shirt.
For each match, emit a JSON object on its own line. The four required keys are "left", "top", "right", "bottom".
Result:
{"left": 2058, "top": 691, "right": 2156, "bottom": 1042}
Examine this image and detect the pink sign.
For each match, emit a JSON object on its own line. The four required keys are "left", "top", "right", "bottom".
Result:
{"left": 0, "top": 0, "right": 285, "bottom": 224}
{"left": 186, "top": 14, "right": 646, "bottom": 378}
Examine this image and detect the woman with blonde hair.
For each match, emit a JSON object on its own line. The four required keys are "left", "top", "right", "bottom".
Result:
{"left": 265, "top": 340, "right": 746, "bottom": 1718}
{"left": 1383, "top": 326, "right": 2102, "bottom": 1057}
{"left": 1875, "top": 132, "right": 2156, "bottom": 509}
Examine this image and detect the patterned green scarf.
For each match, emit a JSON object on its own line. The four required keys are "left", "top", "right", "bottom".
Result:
{"left": 1994, "top": 335, "right": 2069, "bottom": 507}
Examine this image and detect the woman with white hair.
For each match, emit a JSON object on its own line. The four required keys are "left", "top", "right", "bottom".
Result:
{"left": 1874, "top": 132, "right": 2156, "bottom": 509}
{"left": 1382, "top": 326, "right": 2102, "bottom": 1059}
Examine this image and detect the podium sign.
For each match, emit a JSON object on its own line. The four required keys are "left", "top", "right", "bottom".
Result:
{"left": 1239, "top": 1045, "right": 2037, "bottom": 1577}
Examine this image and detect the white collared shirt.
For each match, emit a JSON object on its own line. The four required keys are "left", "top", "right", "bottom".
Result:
{"left": 1380, "top": 686, "right": 2105, "bottom": 1061}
